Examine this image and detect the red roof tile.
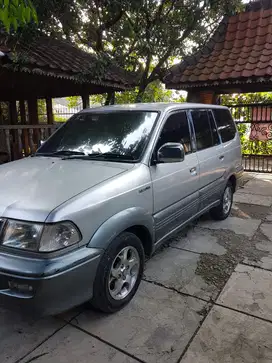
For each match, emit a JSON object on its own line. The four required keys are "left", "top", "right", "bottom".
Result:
{"left": 165, "top": 0, "right": 272, "bottom": 89}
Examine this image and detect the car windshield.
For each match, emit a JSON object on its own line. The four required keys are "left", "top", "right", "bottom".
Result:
{"left": 37, "top": 111, "right": 158, "bottom": 161}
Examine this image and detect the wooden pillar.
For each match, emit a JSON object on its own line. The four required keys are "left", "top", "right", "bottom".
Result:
{"left": 27, "top": 98, "right": 39, "bottom": 152}
{"left": 0, "top": 103, "right": 4, "bottom": 125}
{"left": 46, "top": 97, "right": 54, "bottom": 124}
{"left": 8, "top": 100, "right": 18, "bottom": 159}
{"left": 19, "top": 100, "right": 29, "bottom": 156}
{"left": 9, "top": 100, "right": 17, "bottom": 124}
{"left": 19, "top": 100, "right": 27, "bottom": 124}
{"left": 27, "top": 98, "right": 39, "bottom": 124}
{"left": 187, "top": 91, "right": 217, "bottom": 104}
{"left": 0, "top": 103, "right": 6, "bottom": 155}
{"left": 105, "top": 91, "right": 115, "bottom": 105}
{"left": 82, "top": 93, "right": 90, "bottom": 109}
{"left": 111, "top": 91, "right": 115, "bottom": 105}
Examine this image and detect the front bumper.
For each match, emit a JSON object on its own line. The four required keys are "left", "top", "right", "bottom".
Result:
{"left": 0, "top": 247, "right": 102, "bottom": 316}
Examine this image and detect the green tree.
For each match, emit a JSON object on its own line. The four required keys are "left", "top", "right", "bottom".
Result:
{"left": 114, "top": 80, "right": 180, "bottom": 104}
{"left": 67, "top": 80, "right": 185, "bottom": 107}
{"left": 0, "top": 0, "right": 37, "bottom": 32}
{"left": 30, "top": 0, "right": 243, "bottom": 101}
{"left": 77, "top": 0, "right": 243, "bottom": 101}
{"left": 37, "top": 99, "right": 47, "bottom": 123}
{"left": 67, "top": 96, "right": 82, "bottom": 109}
{"left": 221, "top": 92, "right": 272, "bottom": 105}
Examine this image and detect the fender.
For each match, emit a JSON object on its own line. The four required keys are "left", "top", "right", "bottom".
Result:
{"left": 87, "top": 207, "right": 155, "bottom": 250}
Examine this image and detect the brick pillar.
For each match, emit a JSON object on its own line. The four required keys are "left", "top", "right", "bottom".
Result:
{"left": 187, "top": 91, "right": 217, "bottom": 104}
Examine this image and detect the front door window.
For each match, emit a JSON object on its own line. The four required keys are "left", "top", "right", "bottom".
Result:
{"left": 156, "top": 111, "right": 192, "bottom": 155}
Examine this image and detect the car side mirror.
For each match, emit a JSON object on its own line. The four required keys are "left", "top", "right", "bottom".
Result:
{"left": 157, "top": 142, "right": 185, "bottom": 163}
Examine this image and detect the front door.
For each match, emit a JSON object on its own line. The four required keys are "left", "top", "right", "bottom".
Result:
{"left": 150, "top": 111, "right": 200, "bottom": 242}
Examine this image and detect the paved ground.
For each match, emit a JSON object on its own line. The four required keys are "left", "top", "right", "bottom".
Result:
{"left": 1, "top": 172, "right": 272, "bottom": 363}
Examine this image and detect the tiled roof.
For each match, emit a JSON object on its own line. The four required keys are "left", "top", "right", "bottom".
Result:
{"left": 165, "top": 0, "right": 272, "bottom": 89}
{"left": 0, "top": 36, "right": 136, "bottom": 90}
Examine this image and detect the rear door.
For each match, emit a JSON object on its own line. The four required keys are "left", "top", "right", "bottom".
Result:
{"left": 189, "top": 109, "right": 224, "bottom": 211}
{"left": 212, "top": 108, "right": 242, "bottom": 175}
{"left": 150, "top": 110, "right": 199, "bottom": 242}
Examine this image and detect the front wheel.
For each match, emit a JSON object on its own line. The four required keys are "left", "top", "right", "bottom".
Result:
{"left": 90, "top": 232, "right": 144, "bottom": 313}
{"left": 210, "top": 182, "right": 233, "bottom": 221}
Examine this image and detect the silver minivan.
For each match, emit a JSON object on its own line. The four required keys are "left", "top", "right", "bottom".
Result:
{"left": 0, "top": 103, "right": 243, "bottom": 315}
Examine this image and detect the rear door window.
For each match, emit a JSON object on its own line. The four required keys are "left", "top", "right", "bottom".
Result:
{"left": 191, "top": 110, "right": 220, "bottom": 151}
{"left": 213, "top": 109, "right": 236, "bottom": 143}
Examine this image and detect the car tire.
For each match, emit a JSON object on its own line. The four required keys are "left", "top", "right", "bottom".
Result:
{"left": 90, "top": 232, "right": 144, "bottom": 313}
{"left": 210, "top": 181, "right": 233, "bottom": 221}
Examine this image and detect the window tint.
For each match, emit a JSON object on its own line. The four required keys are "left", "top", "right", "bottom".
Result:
{"left": 213, "top": 109, "right": 236, "bottom": 143}
{"left": 156, "top": 111, "right": 192, "bottom": 155}
{"left": 191, "top": 110, "right": 220, "bottom": 151}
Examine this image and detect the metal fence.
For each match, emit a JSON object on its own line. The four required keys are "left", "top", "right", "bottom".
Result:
{"left": 225, "top": 103, "right": 272, "bottom": 173}
{"left": 53, "top": 101, "right": 83, "bottom": 122}
{"left": 242, "top": 154, "right": 272, "bottom": 173}
{"left": 37, "top": 100, "right": 84, "bottom": 123}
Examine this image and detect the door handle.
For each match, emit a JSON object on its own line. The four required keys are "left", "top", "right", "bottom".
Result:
{"left": 219, "top": 155, "right": 224, "bottom": 161}
{"left": 190, "top": 167, "right": 197, "bottom": 175}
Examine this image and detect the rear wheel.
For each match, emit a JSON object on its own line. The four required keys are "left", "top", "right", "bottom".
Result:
{"left": 210, "top": 181, "right": 233, "bottom": 220}
{"left": 90, "top": 232, "right": 144, "bottom": 313}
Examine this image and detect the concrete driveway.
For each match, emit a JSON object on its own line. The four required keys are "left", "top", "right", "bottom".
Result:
{"left": 1, "top": 172, "right": 272, "bottom": 363}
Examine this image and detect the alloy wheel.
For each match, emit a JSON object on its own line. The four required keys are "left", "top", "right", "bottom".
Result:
{"left": 108, "top": 246, "right": 140, "bottom": 301}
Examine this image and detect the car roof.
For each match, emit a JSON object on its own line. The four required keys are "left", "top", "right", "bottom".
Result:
{"left": 81, "top": 102, "right": 228, "bottom": 113}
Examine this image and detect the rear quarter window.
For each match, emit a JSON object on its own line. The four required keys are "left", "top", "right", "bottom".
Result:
{"left": 213, "top": 109, "right": 237, "bottom": 143}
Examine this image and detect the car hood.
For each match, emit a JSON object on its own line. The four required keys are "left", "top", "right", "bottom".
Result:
{"left": 0, "top": 157, "right": 133, "bottom": 222}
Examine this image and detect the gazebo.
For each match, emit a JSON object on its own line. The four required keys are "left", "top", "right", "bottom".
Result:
{"left": 0, "top": 35, "right": 136, "bottom": 161}
{"left": 164, "top": 0, "right": 272, "bottom": 103}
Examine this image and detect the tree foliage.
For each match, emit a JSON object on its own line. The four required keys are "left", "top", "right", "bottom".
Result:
{"left": 221, "top": 92, "right": 272, "bottom": 105}
{"left": 30, "top": 0, "right": 243, "bottom": 101}
{"left": 221, "top": 93, "right": 272, "bottom": 155}
{"left": 0, "top": 0, "right": 37, "bottom": 32}
{"left": 67, "top": 80, "right": 185, "bottom": 108}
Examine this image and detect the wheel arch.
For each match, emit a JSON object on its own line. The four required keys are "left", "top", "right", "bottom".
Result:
{"left": 87, "top": 207, "right": 155, "bottom": 256}
{"left": 126, "top": 225, "right": 153, "bottom": 257}
{"left": 228, "top": 174, "right": 237, "bottom": 192}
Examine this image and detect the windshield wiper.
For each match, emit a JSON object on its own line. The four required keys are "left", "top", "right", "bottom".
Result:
{"left": 95, "top": 153, "right": 135, "bottom": 160}
{"left": 62, "top": 152, "right": 135, "bottom": 161}
{"left": 34, "top": 150, "right": 86, "bottom": 157}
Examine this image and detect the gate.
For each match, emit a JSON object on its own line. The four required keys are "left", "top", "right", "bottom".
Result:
{"left": 224, "top": 103, "right": 272, "bottom": 173}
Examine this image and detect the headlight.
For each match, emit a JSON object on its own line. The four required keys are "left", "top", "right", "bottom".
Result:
{"left": 1, "top": 220, "right": 81, "bottom": 252}
{"left": 2, "top": 220, "right": 43, "bottom": 251}
{"left": 39, "top": 223, "right": 80, "bottom": 252}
